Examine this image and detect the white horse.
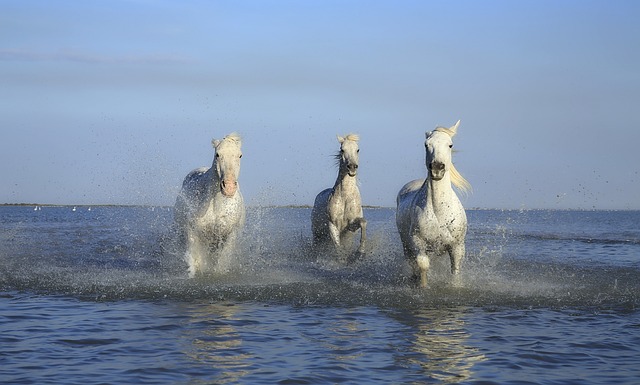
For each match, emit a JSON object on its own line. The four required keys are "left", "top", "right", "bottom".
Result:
{"left": 396, "top": 120, "right": 471, "bottom": 287}
{"left": 312, "top": 134, "right": 367, "bottom": 256}
{"left": 174, "top": 133, "right": 245, "bottom": 277}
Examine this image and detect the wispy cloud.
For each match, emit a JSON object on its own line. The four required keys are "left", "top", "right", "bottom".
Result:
{"left": 0, "top": 48, "right": 192, "bottom": 65}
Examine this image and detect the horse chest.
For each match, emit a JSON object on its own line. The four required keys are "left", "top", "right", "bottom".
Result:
{"left": 196, "top": 198, "right": 242, "bottom": 233}
{"left": 328, "top": 194, "right": 361, "bottom": 227}
{"left": 413, "top": 207, "right": 456, "bottom": 247}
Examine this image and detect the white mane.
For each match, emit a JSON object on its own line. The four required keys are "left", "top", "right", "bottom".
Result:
{"left": 433, "top": 127, "right": 471, "bottom": 194}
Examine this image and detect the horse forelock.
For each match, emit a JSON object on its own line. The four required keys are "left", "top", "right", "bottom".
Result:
{"left": 433, "top": 126, "right": 456, "bottom": 138}
{"left": 342, "top": 133, "right": 359, "bottom": 142}
{"left": 222, "top": 132, "right": 241, "bottom": 145}
{"left": 212, "top": 132, "right": 242, "bottom": 151}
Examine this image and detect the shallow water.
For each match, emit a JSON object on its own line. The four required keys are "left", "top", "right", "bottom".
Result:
{"left": 1, "top": 206, "right": 639, "bottom": 384}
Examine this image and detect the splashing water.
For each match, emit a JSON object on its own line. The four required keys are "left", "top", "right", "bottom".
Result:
{"left": 0, "top": 206, "right": 638, "bottom": 309}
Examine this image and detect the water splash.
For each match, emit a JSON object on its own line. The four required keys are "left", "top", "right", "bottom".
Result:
{"left": 0, "top": 206, "right": 638, "bottom": 310}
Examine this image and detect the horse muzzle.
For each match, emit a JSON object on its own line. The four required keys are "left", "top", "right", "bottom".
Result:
{"left": 220, "top": 179, "right": 238, "bottom": 197}
{"left": 428, "top": 161, "right": 446, "bottom": 180}
{"left": 347, "top": 163, "right": 358, "bottom": 177}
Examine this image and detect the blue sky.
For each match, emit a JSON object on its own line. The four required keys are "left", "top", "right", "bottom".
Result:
{"left": 1, "top": 0, "right": 639, "bottom": 209}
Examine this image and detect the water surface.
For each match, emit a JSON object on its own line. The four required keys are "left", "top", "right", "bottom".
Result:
{"left": 1, "top": 206, "right": 639, "bottom": 384}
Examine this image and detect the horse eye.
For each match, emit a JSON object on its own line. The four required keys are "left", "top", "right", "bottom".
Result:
{"left": 239, "top": 154, "right": 242, "bottom": 158}
{"left": 357, "top": 149, "right": 360, "bottom": 153}
{"left": 216, "top": 153, "right": 220, "bottom": 158}
{"left": 449, "top": 144, "right": 453, "bottom": 149}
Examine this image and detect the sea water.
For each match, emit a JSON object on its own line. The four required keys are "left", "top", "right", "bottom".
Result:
{"left": 1, "top": 206, "right": 639, "bottom": 384}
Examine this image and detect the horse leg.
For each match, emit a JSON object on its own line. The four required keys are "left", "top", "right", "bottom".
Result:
{"left": 347, "top": 217, "right": 367, "bottom": 254}
{"left": 416, "top": 254, "right": 430, "bottom": 288}
{"left": 411, "top": 236, "right": 430, "bottom": 288}
{"left": 449, "top": 242, "right": 465, "bottom": 275}
{"left": 357, "top": 218, "right": 367, "bottom": 253}
{"left": 185, "top": 251, "right": 196, "bottom": 278}
{"left": 185, "top": 230, "right": 201, "bottom": 278}
{"left": 449, "top": 242, "right": 465, "bottom": 287}
{"left": 328, "top": 222, "right": 341, "bottom": 249}
{"left": 215, "top": 231, "right": 237, "bottom": 273}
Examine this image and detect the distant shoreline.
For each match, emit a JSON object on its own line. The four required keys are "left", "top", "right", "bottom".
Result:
{"left": 0, "top": 203, "right": 383, "bottom": 209}
{"left": 2, "top": 203, "right": 637, "bottom": 212}
{"left": 1, "top": 203, "right": 154, "bottom": 208}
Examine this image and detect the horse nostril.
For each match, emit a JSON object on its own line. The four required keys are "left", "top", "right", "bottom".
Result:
{"left": 431, "top": 162, "right": 445, "bottom": 171}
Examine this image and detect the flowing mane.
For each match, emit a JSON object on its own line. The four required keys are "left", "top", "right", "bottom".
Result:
{"left": 433, "top": 126, "right": 471, "bottom": 195}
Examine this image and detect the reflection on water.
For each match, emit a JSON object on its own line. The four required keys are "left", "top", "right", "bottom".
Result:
{"left": 299, "top": 309, "right": 368, "bottom": 365}
{"left": 178, "top": 300, "right": 488, "bottom": 383}
{"left": 391, "top": 307, "right": 487, "bottom": 383}
{"left": 182, "top": 303, "right": 252, "bottom": 384}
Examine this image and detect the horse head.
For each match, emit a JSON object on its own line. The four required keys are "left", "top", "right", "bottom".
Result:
{"left": 212, "top": 133, "right": 242, "bottom": 197}
{"left": 337, "top": 134, "right": 360, "bottom": 177}
{"left": 425, "top": 120, "right": 459, "bottom": 181}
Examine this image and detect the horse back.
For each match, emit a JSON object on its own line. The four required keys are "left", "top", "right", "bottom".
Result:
{"left": 313, "top": 188, "right": 332, "bottom": 209}
{"left": 312, "top": 188, "right": 332, "bottom": 220}
{"left": 396, "top": 179, "right": 424, "bottom": 206}
{"left": 174, "top": 167, "right": 210, "bottom": 223}
{"left": 181, "top": 167, "right": 209, "bottom": 187}
{"left": 311, "top": 188, "right": 333, "bottom": 238}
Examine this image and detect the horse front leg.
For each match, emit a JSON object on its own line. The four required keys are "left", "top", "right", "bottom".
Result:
{"left": 416, "top": 254, "right": 430, "bottom": 288}
{"left": 357, "top": 218, "right": 367, "bottom": 254}
{"left": 210, "top": 232, "right": 230, "bottom": 273}
{"left": 449, "top": 242, "right": 465, "bottom": 287}
{"left": 328, "top": 222, "right": 341, "bottom": 249}
{"left": 411, "top": 235, "right": 430, "bottom": 288}
{"left": 185, "top": 229, "right": 203, "bottom": 278}
{"left": 449, "top": 242, "right": 465, "bottom": 275}
{"left": 347, "top": 217, "right": 367, "bottom": 254}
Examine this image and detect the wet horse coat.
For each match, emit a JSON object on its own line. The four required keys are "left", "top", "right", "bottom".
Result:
{"left": 396, "top": 120, "right": 471, "bottom": 287}
{"left": 312, "top": 134, "right": 367, "bottom": 256}
{"left": 174, "top": 133, "right": 245, "bottom": 277}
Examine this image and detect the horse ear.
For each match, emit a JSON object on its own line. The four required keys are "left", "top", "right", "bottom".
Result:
{"left": 212, "top": 139, "right": 221, "bottom": 149}
{"left": 450, "top": 120, "right": 461, "bottom": 136}
{"left": 425, "top": 131, "right": 432, "bottom": 140}
{"left": 337, "top": 135, "right": 345, "bottom": 143}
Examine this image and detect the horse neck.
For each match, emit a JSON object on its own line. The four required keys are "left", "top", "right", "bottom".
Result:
{"left": 206, "top": 159, "right": 221, "bottom": 197}
{"left": 423, "top": 174, "right": 455, "bottom": 212}
{"left": 333, "top": 167, "right": 357, "bottom": 195}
